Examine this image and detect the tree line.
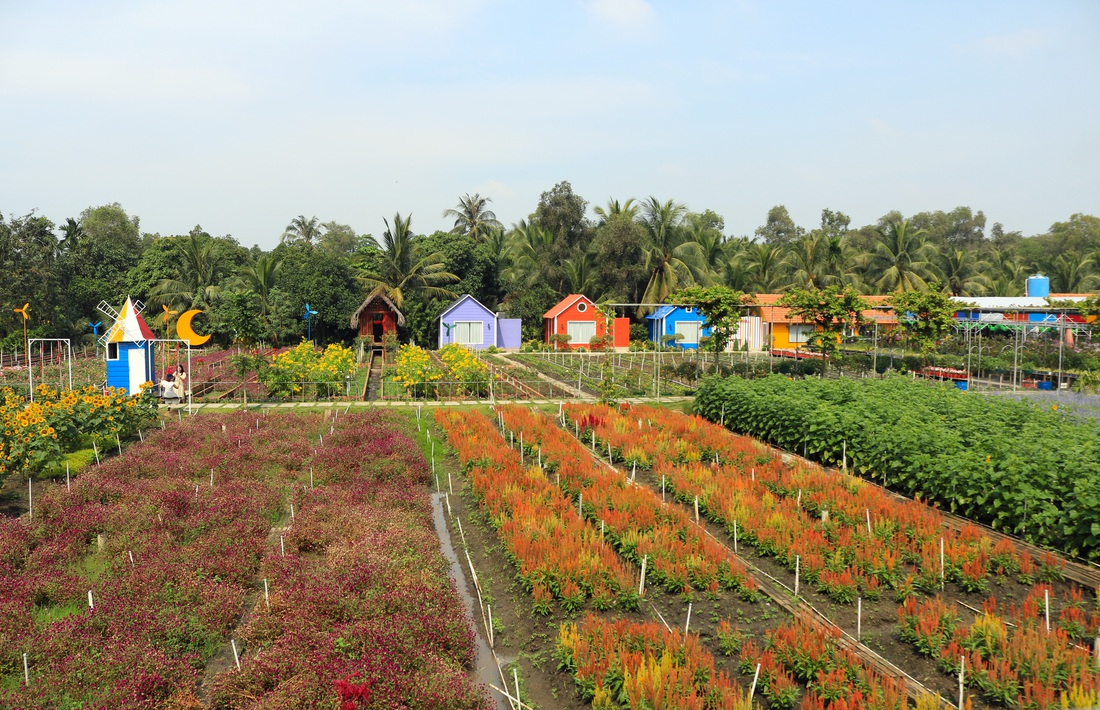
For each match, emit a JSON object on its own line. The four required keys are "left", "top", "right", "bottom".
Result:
{"left": 2, "top": 185, "right": 1098, "bottom": 350}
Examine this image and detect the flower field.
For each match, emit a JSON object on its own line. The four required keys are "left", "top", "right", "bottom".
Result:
{"left": 550, "top": 401, "right": 1100, "bottom": 708}
{"left": 694, "top": 375, "right": 1100, "bottom": 561}
{"left": 0, "top": 410, "right": 489, "bottom": 709}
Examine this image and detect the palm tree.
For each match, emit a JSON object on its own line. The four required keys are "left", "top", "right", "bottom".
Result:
{"left": 443, "top": 193, "right": 501, "bottom": 241}
{"left": 639, "top": 197, "right": 700, "bottom": 304}
{"left": 505, "top": 219, "right": 554, "bottom": 287}
{"left": 736, "top": 241, "right": 791, "bottom": 293}
{"left": 562, "top": 253, "right": 597, "bottom": 296}
{"left": 594, "top": 198, "right": 639, "bottom": 225}
{"left": 59, "top": 217, "right": 83, "bottom": 255}
{"left": 357, "top": 212, "right": 458, "bottom": 308}
{"left": 282, "top": 215, "right": 321, "bottom": 247}
{"left": 987, "top": 247, "right": 1026, "bottom": 296}
{"left": 788, "top": 234, "right": 826, "bottom": 289}
{"left": 867, "top": 218, "right": 936, "bottom": 293}
{"left": 691, "top": 224, "right": 727, "bottom": 285}
{"left": 938, "top": 248, "right": 991, "bottom": 296}
{"left": 151, "top": 233, "right": 223, "bottom": 312}
{"left": 1046, "top": 253, "right": 1097, "bottom": 293}
{"left": 238, "top": 253, "right": 282, "bottom": 319}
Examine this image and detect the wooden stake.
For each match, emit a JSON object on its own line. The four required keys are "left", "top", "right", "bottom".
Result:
{"left": 797, "top": 489, "right": 802, "bottom": 507}
{"left": 88, "top": 590, "right": 94, "bottom": 610}
{"left": 749, "top": 663, "right": 761, "bottom": 702}
{"left": 93, "top": 441, "right": 100, "bottom": 464}
{"left": 210, "top": 468, "right": 214, "bottom": 487}
{"left": 138, "top": 429, "right": 143, "bottom": 443}
{"left": 448, "top": 470, "right": 453, "bottom": 495}
{"left": 940, "top": 537, "right": 945, "bottom": 589}
{"left": 128, "top": 550, "right": 135, "bottom": 567}
{"left": 1045, "top": 588, "right": 1050, "bottom": 632}
{"left": 231, "top": 639, "right": 241, "bottom": 670}
{"left": 487, "top": 605, "right": 494, "bottom": 648}
{"left": 733, "top": 520, "right": 738, "bottom": 553}
{"left": 28, "top": 478, "right": 32, "bottom": 520}
{"left": 115, "top": 432, "right": 121, "bottom": 455}
{"left": 958, "top": 656, "right": 965, "bottom": 710}
{"left": 578, "top": 493, "right": 583, "bottom": 518}
{"left": 66, "top": 462, "right": 70, "bottom": 492}
{"left": 751, "top": 467, "right": 754, "bottom": 482}
{"left": 309, "top": 467, "right": 314, "bottom": 489}
{"left": 638, "top": 554, "right": 647, "bottom": 595}
{"left": 661, "top": 475, "right": 665, "bottom": 503}
{"left": 694, "top": 496, "right": 699, "bottom": 524}
{"left": 290, "top": 503, "right": 295, "bottom": 522}
{"left": 631, "top": 461, "right": 636, "bottom": 482}
{"left": 684, "top": 602, "right": 692, "bottom": 634}
{"left": 857, "top": 597, "right": 862, "bottom": 641}
{"left": 264, "top": 578, "right": 269, "bottom": 609}
{"left": 23, "top": 653, "right": 29, "bottom": 686}
{"left": 866, "top": 509, "right": 871, "bottom": 534}
{"left": 794, "top": 556, "right": 800, "bottom": 597}
{"left": 280, "top": 535, "right": 285, "bottom": 557}
{"left": 513, "top": 667, "right": 521, "bottom": 710}
{"left": 607, "top": 441, "right": 613, "bottom": 466}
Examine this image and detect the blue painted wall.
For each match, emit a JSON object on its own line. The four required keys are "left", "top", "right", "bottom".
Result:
{"left": 106, "top": 342, "right": 155, "bottom": 393}
{"left": 647, "top": 306, "right": 711, "bottom": 349}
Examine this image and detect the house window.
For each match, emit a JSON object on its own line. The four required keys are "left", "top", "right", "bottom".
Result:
{"left": 107, "top": 343, "right": 119, "bottom": 360}
{"left": 454, "top": 321, "right": 483, "bottom": 345}
{"left": 789, "top": 324, "right": 815, "bottom": 343}
{"left": 576, "top": 301, "right": 588, "bottom": 312}
{"left": 567, "top": 320, "right": 596, "bottom": 345}
{"left": 674, "top": 322, "right": 701, "bottom": 344}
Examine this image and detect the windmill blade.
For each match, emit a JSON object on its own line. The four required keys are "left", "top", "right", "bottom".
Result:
{"left": 96, "top": 300, "right": 120, "bottom": 320}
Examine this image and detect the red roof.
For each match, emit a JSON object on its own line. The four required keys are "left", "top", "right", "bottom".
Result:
{"left": 543, "top": 294, "right": 592, "bottom": 319}
{"left": 750, "top": 293, "right": 898, "bottom": 325}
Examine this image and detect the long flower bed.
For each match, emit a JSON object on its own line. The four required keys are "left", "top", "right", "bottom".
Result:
{"left": 1, "top": 410, "right": 488, "bottom": 709}
{"left": 210, "top": 411, "right": 490, "bottom": 708}
{"left": 435, "top": 409, "right": 637, "bottom": 613}
{"left": 695, "top": 375, "right": 1100, "bottom": 561}
{"left": 497, "top": 405, "right": 757, "bottom": 598}
{"left": 563, "top": 402, "right": 1061, "bottom": 603}
{"left": 556, "top": 613, "right": 754, "bottom": 710}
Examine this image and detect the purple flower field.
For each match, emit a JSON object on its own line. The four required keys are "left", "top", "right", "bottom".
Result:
{"left": 0, "top": 410, "right": 490, "bottom": 709}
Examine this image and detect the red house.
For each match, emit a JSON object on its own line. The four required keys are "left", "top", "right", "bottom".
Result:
{"left": 350, "top": 293, "right": 405, "bottom": 342}
{"left": 543, "top": 294, "right": 629, "bottom": 350}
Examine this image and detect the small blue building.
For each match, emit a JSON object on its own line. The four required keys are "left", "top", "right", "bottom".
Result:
{"left": 104, "top": 297, "right": 157, "bottom": 394}
{"left": 647, "top": 305, "right": 711, "bottom": 349}
{"left": 438, "top": 294, "right": 522, "bottom": 350}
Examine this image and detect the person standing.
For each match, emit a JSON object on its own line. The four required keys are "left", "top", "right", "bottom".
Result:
{"left": 174, "top": 363, "right": 188, "bottom": 399}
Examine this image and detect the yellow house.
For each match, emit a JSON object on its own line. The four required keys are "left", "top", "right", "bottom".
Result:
{"left": 749, "top": 294, "right": 899, "bottom": 351}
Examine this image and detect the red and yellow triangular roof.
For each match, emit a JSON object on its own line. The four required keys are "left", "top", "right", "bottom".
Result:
{"left": 107, "top": 297, "right": 156, "bottom": 343}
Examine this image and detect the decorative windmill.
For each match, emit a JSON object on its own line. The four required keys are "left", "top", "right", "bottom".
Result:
{"left": 303, "top": 303, "right": 318, "bottom": 342}
{"left": 97, "top": 297, "right": 157, "bottom": 395}
{"left": 442, "top": 322, "right": 455, "bottom": 337}
{"left": 88, "top": 321, "right": 102, "bottom": 357}
{"left": 13, "top": 303, "right": 29, "bottom": 359}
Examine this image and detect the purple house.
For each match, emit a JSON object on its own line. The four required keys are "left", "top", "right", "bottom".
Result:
{"left": 438, "top": 295, "right": 522, "bottom": 350}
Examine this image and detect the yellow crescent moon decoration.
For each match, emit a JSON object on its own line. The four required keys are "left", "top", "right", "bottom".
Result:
{"left": 176, "top": 309, "right": 211, "bottom": 346}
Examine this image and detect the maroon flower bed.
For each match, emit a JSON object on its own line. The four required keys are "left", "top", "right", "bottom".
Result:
{"left": 0, "top": 411, "right": 488, "bottom": 709}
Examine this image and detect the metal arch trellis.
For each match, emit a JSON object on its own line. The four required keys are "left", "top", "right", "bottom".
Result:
{"left": 27, "top": 339, "right": 73, "bottom": 402}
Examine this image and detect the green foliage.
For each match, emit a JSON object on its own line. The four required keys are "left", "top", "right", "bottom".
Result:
{"left": 695, "top": 375, "right": 1100, "bottom": 560}
{"left": 778, "top": 285, "right": 869, "bottom": 374}
{"left": 670, "top": 285, "right": 748, "bottom": 361}
{"left": 888, "top": 287, "right": 962, "bottom": 355}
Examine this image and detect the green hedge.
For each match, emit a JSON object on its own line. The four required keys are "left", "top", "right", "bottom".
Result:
{"left": 694, "top": 375, "right": 1100, "bottom": 561}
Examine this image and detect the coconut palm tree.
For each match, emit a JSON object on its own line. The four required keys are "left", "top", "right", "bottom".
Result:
{"left": 788, "top": 233, "right": 827, "bottom": 289}
{"left": 639, "top": 197, "right": 701, "bottom": 304}
{"left": 562, "top": 253, "right": 597, "bottom": 297}
{"left": 938, "top": 248, "right": 991, "bottom": 296}
{"left": 1046, "top": 253, "right": 1097, "bottom": 293}
{"left": 357, "top": 212, "right": 458, "bottom": 308}
{"left": 442, "top": 193, "right": 501, "bottom": 241}
{"left": 281, "top": 215, "right": 322, "bottom": 247}
{"left": 594, "top": 198, "right": 639, "bottom": 225}
{"left": 505, "top": 219, "right": 555, "bottom": 287}
{"left": 238, "top": 253, "right": 282, "bottom": 319}
{"left": 867, "top": 217, "right": 936, "bottom": 293}
{"left": 987, "top": 247, "right": 1027, "bottom": 296}
{"left": 736, "top": 241, "right": 791, "bottom": 293}
{"left": 150, "top": 233, "right": 222, "bottom": 311}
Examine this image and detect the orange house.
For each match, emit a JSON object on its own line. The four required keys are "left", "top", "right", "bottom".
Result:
{"left": 543, "top": 294, "right": 630, "bottom": 350}
{"left": 750, "top": 294, "right": 898, "bottom": 350}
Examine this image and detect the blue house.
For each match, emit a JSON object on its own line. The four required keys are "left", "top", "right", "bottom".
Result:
{"left": 647, "top": 306, "right": 711, "bottom": 349}
{"left": 438, "top": 294, "right": 522, "bottom": 350}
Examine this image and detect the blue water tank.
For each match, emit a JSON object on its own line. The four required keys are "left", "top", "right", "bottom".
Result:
{"left": 1026, "top": 274, "right": 1050, "bottom": 298}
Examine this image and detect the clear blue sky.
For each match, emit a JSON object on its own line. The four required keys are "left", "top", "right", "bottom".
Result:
{"left": 1, "top": 0, "right": 1097, "bottom": 249}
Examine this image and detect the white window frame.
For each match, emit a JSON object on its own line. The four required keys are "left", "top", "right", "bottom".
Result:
{"left": 567, "top": 320, "right": 597, "bottom": 345}
{"left": 789, "top": 324, "right": 815, "bottom": 343}
{"left": 674, "top": 322, "right": 701, "bottom": 345}
{"left": 576, "top": 301, "right": 588, "bottom": 313}
{"left": 453, "top": 321, "right": 483, "bottom": 345}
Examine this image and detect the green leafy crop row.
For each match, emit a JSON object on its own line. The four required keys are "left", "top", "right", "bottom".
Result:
{"left": 695, "top": 375, "right": 1100, "bottom": 561}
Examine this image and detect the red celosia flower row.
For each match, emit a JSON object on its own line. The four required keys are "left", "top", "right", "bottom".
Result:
{"left": 557, "top": 613, "right": 754, "bottom": 710}
{"left": 497, "top": 405, "right": 756, "bottom": 598}
{"left": 434, "top": 408, "right": 637, "bottom": 613}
